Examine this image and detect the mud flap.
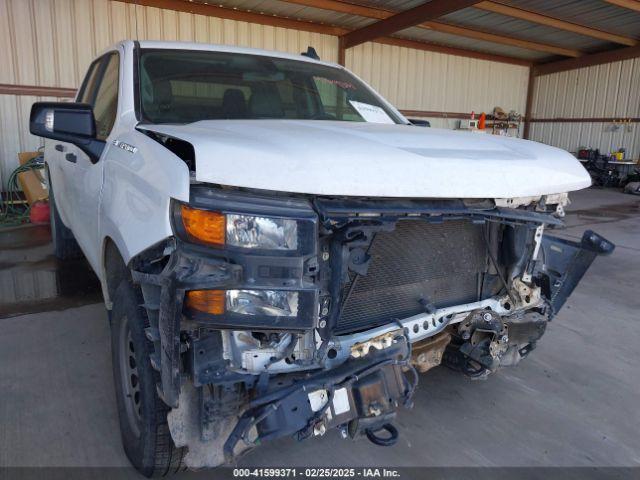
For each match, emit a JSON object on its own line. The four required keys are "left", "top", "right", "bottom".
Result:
{"left": 535, "top": 230, "right": 614, "bottom": 317}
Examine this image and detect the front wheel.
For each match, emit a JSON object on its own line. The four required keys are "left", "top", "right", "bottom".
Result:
{"left": 110, "top": 277, "right": 185, "bottom": 477}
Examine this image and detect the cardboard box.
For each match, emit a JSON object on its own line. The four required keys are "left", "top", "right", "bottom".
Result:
{"left": 17, "top": 151, "right": 48, "bottom": 206}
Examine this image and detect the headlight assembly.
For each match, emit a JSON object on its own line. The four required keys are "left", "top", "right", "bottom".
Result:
{"left": 178, "top": 205, "right": 299, "bottom": 251}
{"left": 185, "top": 289, "right": 299, "bottom": 317}
{"left": 226, "top": 290, "right": 298, "bottom": 316}
{"left": 175, "top": 191, "right": 318, "bottom": 330}
{"left": 227, "top": 214, "right": 297, "bottom": 250}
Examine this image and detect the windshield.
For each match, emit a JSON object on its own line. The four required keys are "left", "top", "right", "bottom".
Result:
{"left": 138, "top": 49, "right": 403, "bottom": 125}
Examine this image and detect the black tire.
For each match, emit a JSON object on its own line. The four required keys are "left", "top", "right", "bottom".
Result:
{"left": 47, "top": 166, "right": 83, "bottom": 260}
{"left": 111, "top": 277, "right": 185, "bottom": 477}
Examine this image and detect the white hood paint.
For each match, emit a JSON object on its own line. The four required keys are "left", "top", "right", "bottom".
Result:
{"left": 144, "top": 120, "right": 591, "bottom": 198}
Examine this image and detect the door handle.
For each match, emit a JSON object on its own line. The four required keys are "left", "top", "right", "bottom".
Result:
{"left": 65, "top": 153, "right": 77, "bottom": 163}
{"left": 55, "top": 144, "right": 66, "bottom": 152}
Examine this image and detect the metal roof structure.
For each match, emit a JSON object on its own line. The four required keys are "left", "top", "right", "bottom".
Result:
{"left": 158, "top": 0, "right": 639, "bottom": 74}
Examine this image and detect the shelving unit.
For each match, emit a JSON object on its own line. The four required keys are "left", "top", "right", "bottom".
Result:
{"left": 484, "top": 119, "right": 522, "bottom": 136}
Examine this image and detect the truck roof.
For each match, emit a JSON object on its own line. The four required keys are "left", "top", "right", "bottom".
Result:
{"left": 113, "top": 39, "right": 340, "bottom": 69}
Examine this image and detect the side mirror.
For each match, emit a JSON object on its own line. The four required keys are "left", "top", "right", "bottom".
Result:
{"left": 30, "top": 102, "right": 105, "bottom": 163}
{"left": 408, "top": 118, "right": 431, "bottom": 127}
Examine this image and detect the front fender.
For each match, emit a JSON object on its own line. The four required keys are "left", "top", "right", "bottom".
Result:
{"left": 98, "top": 129, "right": 190, "bottom": 306}
{"left": 100, "top": 129, "right": 190, "bottom": 265}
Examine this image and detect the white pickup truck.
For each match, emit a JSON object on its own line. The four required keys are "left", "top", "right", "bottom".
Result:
{"left": 30, "top": 40, "right": 613, "bottom": 476}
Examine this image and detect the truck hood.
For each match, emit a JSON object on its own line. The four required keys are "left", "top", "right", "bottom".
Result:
{"left": 142, "top": 120, "right": 591, "bottom": 198}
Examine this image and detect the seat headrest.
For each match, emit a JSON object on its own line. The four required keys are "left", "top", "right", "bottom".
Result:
{"left": 249, "top": 88, "right": 284, "bottom": 118}
{"left": 153, "top": 80, "right": 173, "bottom": 107}
{"left": 222, "top": 88, "right": 247, "bottom": 119}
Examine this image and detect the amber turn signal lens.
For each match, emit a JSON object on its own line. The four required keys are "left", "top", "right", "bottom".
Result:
{"left": 185, "top": 290, "right": 225, "bottom": 315}
{"left": 181, "top": 205, "right": 225, "bottom": 245}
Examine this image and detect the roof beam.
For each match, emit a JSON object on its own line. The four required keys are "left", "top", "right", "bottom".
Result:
{"left": 282, "top": 0, "right": 388, "bottom": 19}
{"left": 283, "top": 0, "right": 581, "bottom": 57}
{"left": 533, "top": 44, "right": 640, "bottom": 76}
{"left": 601, "top": 0, "right": 640, "bottom": 12}
{"left": 422, "top": 22, "right": 582, "bottom": 57}
{"left": 125, "top": 0, "right": 348, "bottom": 36}
{"left": 340, "top": 0, "right": 482, "bottom": 49}
{"left": 475, "top": 1, "right": 638, "bottom": 46}
{"left": 376, "top": 36, "right": 531, "bottom": 66}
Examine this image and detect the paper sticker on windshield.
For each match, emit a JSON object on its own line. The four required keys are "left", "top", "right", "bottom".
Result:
{"left": 349, "top": 100, "right": 394, "bottom": 124}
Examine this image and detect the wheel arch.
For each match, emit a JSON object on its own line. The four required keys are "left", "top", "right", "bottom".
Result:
{"left": 101, "top": 235, "right": 130, "bottom": 309}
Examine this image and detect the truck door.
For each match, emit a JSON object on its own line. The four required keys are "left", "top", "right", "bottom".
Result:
{"left": 66, "top": 51, "right": 120, "bottom": 272}
{"left": 47, "top": 57, "right": 102, "bottom": 232}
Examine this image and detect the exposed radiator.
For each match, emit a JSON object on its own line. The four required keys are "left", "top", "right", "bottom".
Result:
{"left": 336, "top": 219, "right": 488, "bottom": 334}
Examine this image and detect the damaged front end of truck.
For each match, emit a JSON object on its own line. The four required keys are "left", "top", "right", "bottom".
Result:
{"left": 129, "top": 187, "right": 614, "bottom": 468}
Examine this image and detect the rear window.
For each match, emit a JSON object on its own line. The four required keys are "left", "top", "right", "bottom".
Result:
{"left": 138, "top": 49, "right": 402, "bottom": 125}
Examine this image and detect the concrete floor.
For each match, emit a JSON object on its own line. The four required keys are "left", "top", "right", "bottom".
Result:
{"left": 1, "top": 188, "right": 639, "bottom": 476}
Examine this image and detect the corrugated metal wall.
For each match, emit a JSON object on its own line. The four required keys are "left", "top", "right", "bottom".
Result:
{"left": 529, "top": 58, "right": 640, "bottom": 159}
{"left": 0, "top": 0, "right": 529, "bottom": 187}
{"left": 345, "top": 42, "right": 529, "bottom": 120}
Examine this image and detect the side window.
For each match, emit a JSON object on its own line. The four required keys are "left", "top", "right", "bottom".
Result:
{"left": 91, "top": 53, "right": 120, "bottom": 140}
{"left": 78, "top": 59, "right": 102, "bottom": 104}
